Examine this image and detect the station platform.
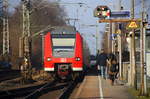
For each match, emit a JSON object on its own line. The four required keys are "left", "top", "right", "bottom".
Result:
{"left": 70, "top": 69, "right": 135, "bottom": 99}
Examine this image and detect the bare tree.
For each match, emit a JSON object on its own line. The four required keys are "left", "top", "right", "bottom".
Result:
{"left": 9, "top": 0, "right": 67, "bottom": 69}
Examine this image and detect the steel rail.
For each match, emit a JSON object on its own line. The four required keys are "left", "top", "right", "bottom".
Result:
{"left": 24, "top": 79, "right": 57, "bottom": 99}
{"left": 58, "top": 78, "right": 79, "bottom": 99}
{"left": 0, "top": 70, "right": 20, "bottom": 82}
{"left": 0, "top": 80, "right": 56, "bottom": 99}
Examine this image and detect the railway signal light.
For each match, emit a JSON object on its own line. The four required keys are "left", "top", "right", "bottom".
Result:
{"left": 94, "top": 5, "right": 111, "bottom": 19}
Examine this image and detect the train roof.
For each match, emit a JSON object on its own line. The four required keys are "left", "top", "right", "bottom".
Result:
{"left": 50, "top": 26, "right": 77, "bottom": 34}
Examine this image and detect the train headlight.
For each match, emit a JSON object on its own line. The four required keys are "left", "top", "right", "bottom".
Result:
{"left": 75, "top": 57, "right": 80, "bottom": 61}
{"left": 47, "top": 57, "right": 52, "bottom": 61}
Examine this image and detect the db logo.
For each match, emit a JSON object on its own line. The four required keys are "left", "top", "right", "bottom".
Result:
{"left": 60, "top": 58, "right": 67, "bottom": 62}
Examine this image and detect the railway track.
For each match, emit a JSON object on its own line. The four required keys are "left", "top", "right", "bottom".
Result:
{"left": 58, "top": 78, "right": 79, "bottom": 99}
{"left": 0, "top": 80, "right": 57, "bottom": 99}
{"left": 24, "top": 80, "right": 58, "bottom": 99}
{"left": 0, "top": 76, "right": 82, "bottom": 99}
{"left": 25, "top": 79, "right": 78, "bottom": 99}
{"left": 0, "top": 70, "right": 20, "bottom": 82}
{"left": 38, "top": 77, "right": 82, "bottom": 99}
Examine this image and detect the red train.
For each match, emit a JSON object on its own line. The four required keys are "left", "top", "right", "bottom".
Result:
{"left": 43, "top": 26, "right": 90, "bottom": 80}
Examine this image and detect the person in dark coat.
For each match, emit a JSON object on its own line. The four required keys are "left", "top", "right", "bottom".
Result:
{"left": 108, "top": 58, "right": 119, "bottom": 85}
{"left": 96, "top": 49, "right": 108, "bottom": 78}
{"left": 108, "top": 53, "right": 119, "bottom": 85}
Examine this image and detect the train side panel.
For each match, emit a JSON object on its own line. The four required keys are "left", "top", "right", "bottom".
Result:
{"left": 43, "top": 32, "right": 54, "bottom": 71}
{"left": 72, "top": 33, "right": 83, "bottom": 71}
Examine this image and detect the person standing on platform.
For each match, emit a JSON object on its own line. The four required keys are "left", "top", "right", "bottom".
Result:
{"left": 107, "top": 52, "right": 116, "bottom": 75}
{"left": 107, "top": 52, "right": 119, "bottom": 85}
{"left": 96, "top": 49, "right": 108, "bottom": 79}
{"left": 108, "top": 58, "right": 118, "bottom": 85}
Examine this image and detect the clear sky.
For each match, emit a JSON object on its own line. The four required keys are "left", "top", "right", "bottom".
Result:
{"left": 9, "top": 0, "right": 150, "bottom": 55}
{"left": 59, "top": 0, "right": 131, "bottom": 55}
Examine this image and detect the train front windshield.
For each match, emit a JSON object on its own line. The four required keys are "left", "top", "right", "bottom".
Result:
{"left": 52, "top": 34, "right": 76, "bottom": 58}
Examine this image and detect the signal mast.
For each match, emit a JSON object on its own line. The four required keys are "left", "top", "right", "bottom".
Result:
{"left": 2, "top": 0, "right": 10, "bottom": 55}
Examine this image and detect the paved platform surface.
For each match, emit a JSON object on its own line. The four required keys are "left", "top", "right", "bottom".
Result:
{"left": 70, "top": 68, "right": 135, "bottom": 99}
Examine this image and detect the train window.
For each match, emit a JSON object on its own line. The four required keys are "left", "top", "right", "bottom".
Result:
{"left": 52, "top": 38, "right": 75, "bottom": 47}
{"left": 52, "top": 38, "right": 75, "bottom": 57}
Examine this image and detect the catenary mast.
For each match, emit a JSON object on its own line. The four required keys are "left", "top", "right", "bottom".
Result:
{"left": 2, "top": 0, "right": 10, "bottom": 55}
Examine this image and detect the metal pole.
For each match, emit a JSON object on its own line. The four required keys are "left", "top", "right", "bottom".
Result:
{"left": 143, "top": 27, "right": 147, "bottom": 95}
{"left": 140, "top": 12, "right": 144, "bottom": 95}
{"left": 130, "top": 0, "right": 137, "bottom": 89}
{"left": 96, "top": 20, "right": 98, "bottom": 52}
{"left": 2, "top": 0, "right": 9, "bottom": 55}
{"left": 107, "top": 23, "right": 110, "bottom": 53}
{"left": 118, "top": 29, "right": 122, "bottom": 79}
{"left": 112, "top": 23, "right": 115, "bottom": 53}
{"left": 20, "top": 0, "right": 32, "bottom": 80}
{"left": 140, "top": 0, "right": 147, "bottom": 95}
{"left": 110, "top": 22, "right": 112, "bottom": 53}
{"left": 131, "top": 0, "right": 134, "bottom": 18}
{"left": 21, "top": 0, "right": 31, "bottom": 58}
{"left": 128, "top": 33, "right": 132, "bottom": 85}
{"left": 117, "top": 0, "right": 123, "bottom": 80}
{"left": 107, "top": 23, "right": 112, "bottom": 53}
